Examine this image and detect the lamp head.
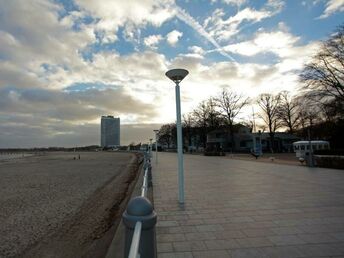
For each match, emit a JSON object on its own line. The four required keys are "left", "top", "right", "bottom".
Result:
{"left": 165, "top": 69, "right": 189, "bottom": 84}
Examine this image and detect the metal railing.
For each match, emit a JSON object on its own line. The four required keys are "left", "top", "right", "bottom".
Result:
{"left": 123, "top": 152, "right": 157, "bottom": 258}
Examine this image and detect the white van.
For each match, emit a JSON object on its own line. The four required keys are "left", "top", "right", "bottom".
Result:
{"left": 293, "top": 141, "right": 330, "bottom": 158}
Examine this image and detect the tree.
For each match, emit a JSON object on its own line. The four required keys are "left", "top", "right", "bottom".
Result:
{"left": 276, "top": 91, "right": 299, "bottom": 134}
{"left": 295, "top": 95, "right": 321, "bottom": 139}
{"left": 157, "top": 123, "right": 175, "bottom": 149}
{"left": 300, "top": 24, "right": 344, "bottom": 117}
{"left": 257, "top": 93, "right": 281, "bottom": 153}
{"left": 192, "top": 98, "right": 222, "bottom": 147}
{"left": 215, "top": 88, "right": 249, "bottom": 151}
{"left": 182, "top": 113, "right": 195, "bottom": 151}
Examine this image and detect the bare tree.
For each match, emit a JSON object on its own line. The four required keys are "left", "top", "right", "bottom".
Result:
{"left": 192, "top": 98, "right": 222, "bottom": 147}
{"left": 257, "top": 93, "right": 281, "bottom": 153}
{"left": 157, "top": 123, "right": 175, "bottom": 149}
{"left": 215, "top": 88, "right": 249, "bottom": 151}
{"left": 295, "top": 95, "right": 322, "bottom": 138}
{"left": 276, "top": 91, "right": 299, "bottom": 134}
{"left": 300, "top": 24, "right": 344, "bottom": 116}
{"left": 183, "top": 113, "right": 195, "bottom": 151}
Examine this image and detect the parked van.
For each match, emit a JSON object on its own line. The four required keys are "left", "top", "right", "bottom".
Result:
{"left": 293, "top": 141, "right": 330, "bottom": 159}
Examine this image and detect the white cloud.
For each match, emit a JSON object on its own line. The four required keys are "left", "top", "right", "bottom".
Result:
{"left": 204, "top": 0, "right": 284, "bottom": 42}
{"left": 0, "top": 0, "right": 96, "bottom": 89}
{"left": 318, "top": 0, "right": 344, "bottom": 18}
{"left": 74, "top": 0, "right": 175, "bottom": 43}
{"left": 144, "top": 34, "right": 163, "bottom": 49}
{"left": 223, "top": 30, "right": 300, "bottom": 57}
{"left": 222, "top": 0, "right": 247, "bottom": 6}
{"left": 166, "top": 30, "right": 183, "bottom": 46}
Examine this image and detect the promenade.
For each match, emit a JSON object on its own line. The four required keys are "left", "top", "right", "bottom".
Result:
{"left": 152, "top": 153, "right": 344, "bottom": 258}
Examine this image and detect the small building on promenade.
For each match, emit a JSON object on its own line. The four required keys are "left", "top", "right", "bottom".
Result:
{"left": 207, "top": 125, "right": 301, "bottom": 153}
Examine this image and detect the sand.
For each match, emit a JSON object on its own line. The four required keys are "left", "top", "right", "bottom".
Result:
{"left": 0, "top": 151, "right": 141, "bottom": 258}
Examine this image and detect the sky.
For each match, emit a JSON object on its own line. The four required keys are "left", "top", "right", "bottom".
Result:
{"left": 0, "top": 0, "right": 343, "bottom": 147}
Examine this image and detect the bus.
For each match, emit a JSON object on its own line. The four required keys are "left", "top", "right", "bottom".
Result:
{"left": 293, "top": 141, "right": 330, "bottom": 159}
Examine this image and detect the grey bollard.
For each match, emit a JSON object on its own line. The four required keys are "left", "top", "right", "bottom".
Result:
{"left": 123, "top": 196, "right": 157, "bottom": 258}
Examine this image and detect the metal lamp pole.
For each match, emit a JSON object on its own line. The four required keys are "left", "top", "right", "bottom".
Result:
{"left": 149, "top": 138, "right": 153, "bottom": 158}
{"left": 153, "top": 130, "right": 159, "bottom": 164}
{"left": 165, "top": 68, "right": 189, "bottom": 204}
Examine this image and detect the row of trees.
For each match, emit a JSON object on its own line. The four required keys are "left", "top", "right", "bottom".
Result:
{"left": 157, "top": 24, "right": 344, "bottom": 152}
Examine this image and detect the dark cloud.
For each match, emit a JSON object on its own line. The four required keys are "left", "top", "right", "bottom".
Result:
{"left": 0, "top": 86, "right": 161, "bottom": 147}
{"left": 0, "top": 87, "right": 157, "bottom": 121}
{"left": 0, "top": 117, "right": 163, "bottom": 148}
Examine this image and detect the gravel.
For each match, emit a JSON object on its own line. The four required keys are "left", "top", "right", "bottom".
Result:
{"left": 0, "top": 151, "right": 138, "bottom": 258}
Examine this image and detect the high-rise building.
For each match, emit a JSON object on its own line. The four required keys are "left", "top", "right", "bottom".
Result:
{"left": 101, "top": 116, "right": 120, "bottom": 147}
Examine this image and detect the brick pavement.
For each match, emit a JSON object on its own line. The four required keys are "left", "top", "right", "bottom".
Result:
{"left": 152, "top": 153, "right": 344, "bottom": 258}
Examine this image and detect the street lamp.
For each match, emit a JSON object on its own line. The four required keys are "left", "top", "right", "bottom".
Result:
{"left": 149, "top": 138, "right": 153, "bottom": 158}
{"left": 165, "top": 68, "right": 189, "bottom": 204}
{"left": 153, "top": 130, "right": 159, "bottom": 164}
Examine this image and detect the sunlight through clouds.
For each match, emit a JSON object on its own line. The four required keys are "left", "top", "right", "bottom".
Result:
{"left": 0, "top": 0, "right": 343, "bottom": 146}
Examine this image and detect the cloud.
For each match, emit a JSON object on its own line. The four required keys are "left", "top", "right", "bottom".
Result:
{"left": 318, "top": 0, "right": 344, "bottom": 18}
{"left": 74, "top": 0, "right": 175, "bottom": 43}
{"left": 222, "top": 0, "right": 247, "bottom": 6}
{"left": 0, "top": 87, "right": 157, "bottom": 123}
{"left": 0, "top": 117, "right": 163, "bottom": 148}
{"left": 175, "top": 5, "right": 237, "bottom": 61}
{"left": 0, "top": 0, "right": 96, "bottom": 92}
{"left": 223, "top": 29, "right": 300, "bottom": 57}
{"left": 166, "top": 30, "right": 183, "bottom": 46}
{"left": 144, "top": 34, "right": 163, "bottom": 48}
{"left": 204, "top": 0, "right": 284, "bottom": 42}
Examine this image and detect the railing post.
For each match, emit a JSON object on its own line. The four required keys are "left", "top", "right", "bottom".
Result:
{"left": 147, "top": 163, "right": 152, "bottom": 187}
{"left": 123, "top": 196, "right": 157, "bottom": 258}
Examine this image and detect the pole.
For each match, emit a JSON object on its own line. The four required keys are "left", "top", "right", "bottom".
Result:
{"left": 149, "top": 139, "right": 152, "bottom": 158}
{"left": 155, "top": 132, "right": 158, "bottom": 164}
{"left": 175, "top": 82, "right": 184, "bottom": 204}
{"left": 308, "top": 128, "right": 313, "bottom": 167}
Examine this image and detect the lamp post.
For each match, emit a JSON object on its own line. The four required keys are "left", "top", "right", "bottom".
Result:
{"left": 149, "top": 138, "right": 153, "bottom": 158}
{"left": 165, "top": 68, "right": 189, "bottom": 204}
{"left": 153, "top": 130, "right": 159, "bottom": 164}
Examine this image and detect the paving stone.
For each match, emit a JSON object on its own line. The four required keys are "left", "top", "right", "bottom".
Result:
{"left": 158, "top": 233, "right": 186, "bottom": 243}
{"left": 242, "top": 228, "right": 275, "bottom": 237}
{"left": 236, "top": 237, "right": 274, "bottom": 248}
{"left": 230, "top": 248, "right": 267, "bottom": 258}
{"left": 158, "top": 221, "right": 179, "bottom": 227}
{"left": 185, "top": 232, "right": 217, "bottom": 241}
{"left": 271, "top": 226, "right": 304, "bottom": 235}
{"left": 192, "top": 250, "right": 231, "bottom": 258}
{"left": 204, "top": 239, "right": 240, "bottom": 250}
{"left": 297, "top": 233, "right": 338, "bottom": 244}
{"left": 196, "top": 224, "right": 224, "bottom": 232}
{"left": 158, "top": 242, "right": 174, "bottom": 253}
{"left": 173, "top": 241, "right": 207, "bottom": 252}
{"left": 158, "top": 252, "right": 194, "bottom": 258}
{"left": 268, "top": 235, "right": 306, "bottom": 245}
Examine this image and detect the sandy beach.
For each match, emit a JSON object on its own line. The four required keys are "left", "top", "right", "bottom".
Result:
{"left": 0, "top": 151, "right": 141, "bottom": 258}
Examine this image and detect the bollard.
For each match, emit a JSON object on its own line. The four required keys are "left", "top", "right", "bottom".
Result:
{"left": 123, "top": 196, "right": 157, "bottom": 258}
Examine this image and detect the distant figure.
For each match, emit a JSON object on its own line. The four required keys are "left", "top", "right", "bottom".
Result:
{"left": 299, "top": 157, "right": 305, "bottom": 165}
{"left": 250, "top": 150, "right": 259, "bottom": 159}
{"left": 78, "top": 154, "right": 80, "bottom": 160}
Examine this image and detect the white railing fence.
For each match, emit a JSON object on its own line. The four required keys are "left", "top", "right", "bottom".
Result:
{"left": 123, "top": 151, "right": 157, "bottom": 258}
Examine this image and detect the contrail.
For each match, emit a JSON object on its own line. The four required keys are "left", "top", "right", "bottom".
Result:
{"left": 174, "top": 5, "right": 237, "bottom": 63}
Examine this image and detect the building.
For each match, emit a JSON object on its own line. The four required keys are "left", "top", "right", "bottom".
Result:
{"left": 207, "top": 125, "right": 301, "bottom": 153}
{"left": 100, "top": 116, "right": 120, "bottom": 148}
